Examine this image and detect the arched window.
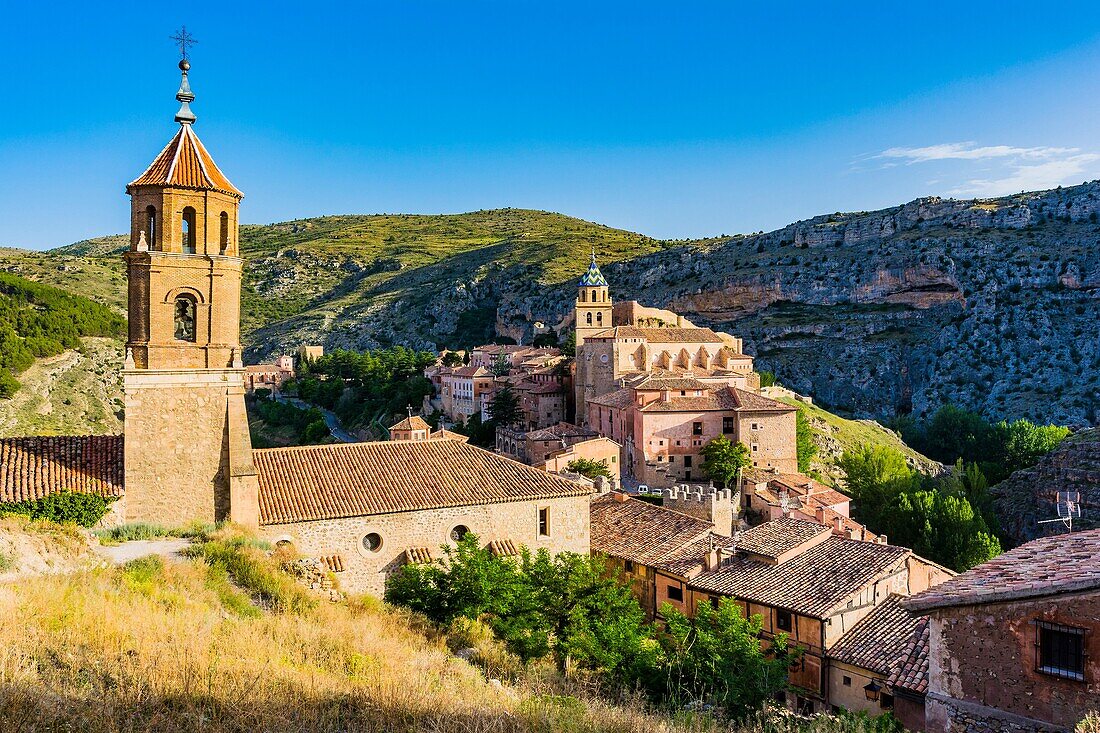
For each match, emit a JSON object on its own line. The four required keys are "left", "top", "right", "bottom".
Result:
{"left": 591, "top": 290, "right": 597, "bottom": 302}
{"left": 585, "top": 312, "right": 592, "bottom": 325}
{"left": 219, "top": 211, "right": 229, "bottom": 253}
{"left": 145, "top": 206, "right": 157, "bottom": 247}
{"left": 181, "top": 207, "right": 197, "bottom": 254}
{"left": 173, "top": 296, "right": 196, "bottom": 342}
{"left": 580, "top": 289, "right": 586, "bottom": 303}
{"left": 596, "top": 312, "right": 603, "bottom": 324}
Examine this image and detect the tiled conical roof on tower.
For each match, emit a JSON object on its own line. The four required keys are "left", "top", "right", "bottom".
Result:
{"left": 579, "top": 251, "right": 608, "bottom": 287}
{"left": 128, "top": 59, "right": 242, "bottom": 197}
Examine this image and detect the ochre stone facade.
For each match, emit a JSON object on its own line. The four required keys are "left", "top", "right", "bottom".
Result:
{"left": 263, "top": 494, "right": 591, "bottom": 596}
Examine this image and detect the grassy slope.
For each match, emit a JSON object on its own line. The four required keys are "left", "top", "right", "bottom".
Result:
{"left": 767, "top": 390, "right": 941, "bottom": 483}
{"left": 0, "top": 523, "right": 883, "bottom": 733}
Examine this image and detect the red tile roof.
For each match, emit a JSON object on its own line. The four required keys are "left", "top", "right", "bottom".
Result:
{"left": 254, "top": 440, "right": 591, "bottom": 525}
{"left": 887, "top": 617, "right": 930, "bottom": 694}
{"left": 590, "top": 326, "right": 725, "bottom": 343}
{"left": 587, "top": 387, "right": 636, "bottom": 410}
{"left": 0, "top": 435, "right": 124, "bottom": 503}
{"left": 691, "top": 536, "right": 910, "bottom": 618}
{"left": 591, "top": 494, "right": 714, "bottom": 570}
{"left": 427, "top": 428, "right": 469, "bottom": 443}
{"left": 128, "top": 124, "right": 242, "bottom": 197}
{"left": 390, "top": 416, "right": 431, "bottom": 432}
{"left": 639, "top": 387, "right": 792, "bottom": 413}
{"left": 830, "top": 595, "right": 924, "bottom": 677}
{"left": 737, "top": 517, "right": 831, "bottom": 560}
{"left": 904, "top": 528, "right": 1100, "bottom": 612}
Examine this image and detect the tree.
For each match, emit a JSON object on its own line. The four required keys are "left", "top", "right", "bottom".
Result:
{"left": 795, "top": 410, "right": 817, "bottom": 473}
{"left": 699, "top": 436, "right": 750, "bottom": 488}
{"left": 532, "top": 330, "right": 558, "bottom": 348}
{"left": 441, "top": 351, "right": 463, "bottom": 367}
{"left": 995, "top": 419, "right": 1071, "bottom": 476}
{"left": 565, "top": 458, "right": 612, "bottom": 480}
{"left": 757, "top": 370, "right": 777, "bottom": 388}
{"left": 889, "top": 489, "right": 1001, "bottom": 571}
{"left": 562, "top": 330, "right": 576, "bottom": 357}
{"left": 652, "top": 598, "right": 795, "bottom": 719}
{"left": 487, "top": 385, "right": 521, "bottom": 427}
{"left": 0, "top": 369, "right": 19, "bottom": 399}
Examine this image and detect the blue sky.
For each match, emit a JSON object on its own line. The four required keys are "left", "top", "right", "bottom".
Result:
{"left": 3, "top": 1, "right": 1100, "bottom": 249}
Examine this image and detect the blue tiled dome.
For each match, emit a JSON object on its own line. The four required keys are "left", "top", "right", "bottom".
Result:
{"left": 579, "top": 254, "right": 608, "bottom": 287}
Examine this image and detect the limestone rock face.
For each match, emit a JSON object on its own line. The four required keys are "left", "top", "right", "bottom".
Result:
{"left": 991, "top": 428, "right": 1100, "bottom": 545}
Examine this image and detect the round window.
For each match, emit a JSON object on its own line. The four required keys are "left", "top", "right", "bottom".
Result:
{"left": 362, "top": 532, "right": 383, "bottom": 553}
{"left": 449, "top": 525, "right": 470, "bottom": 542}
{"left": 600, "top": 354, "right": 609, "bottom": 363}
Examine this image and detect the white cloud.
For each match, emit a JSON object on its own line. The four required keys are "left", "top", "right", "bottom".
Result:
{"left": 862, "top": 141, "right": 1100, "bottom": 196}
{"left": 877, "top": 142, "right": 1081, "bottom": 163}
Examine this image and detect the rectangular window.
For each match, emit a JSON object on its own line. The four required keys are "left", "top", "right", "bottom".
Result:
{"left": 1037, "top": 621, "right": 1086, "bottom": 680}
{"left": 722, "top": 416, "right": 735, "bottom": 433}
{"left": 684, "top": 456, "right": 692, "bottom": 467}
{"left": 692, "top": 422, "right": 703, "bottom": 435}
{"left": 624, "top": 559, "right": 635, "bottom": 573}
{"left": 538, "top": 507, "right": 550, "bottom": 537}
{"left": 776, "top": 610, "right": 793, "bottom": 631}
{"left": 879, "top": 693, "right": 894, "bottom": 710}
{"left": 751, "top": 443, "right": 760, "bottom": 452}
{"left": 751, "top": 422, "right": 761, "bottom": 431}
{"left": 667, "top": 584, "right": 684, "bottom": 602}
{"left": 842, "top": 676, "right": 852, "bottom": 687}
{"left": 668, "top": 456, "right": 675, "bottom": 463}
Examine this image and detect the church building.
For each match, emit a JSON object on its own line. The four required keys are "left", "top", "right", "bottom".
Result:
{"left": 0, "top": 54, "right": 593, "bottom": 596}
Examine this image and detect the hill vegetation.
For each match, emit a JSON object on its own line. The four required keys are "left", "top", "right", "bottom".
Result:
{"left": 0, "top": 520, "right": 897, "bottom": 733}
{"left": 0, "top": 273, "right": 125, "bottom": 398}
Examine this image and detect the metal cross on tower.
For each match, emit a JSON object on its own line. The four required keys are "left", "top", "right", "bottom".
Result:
{"left": 171, "top": 26, "right": 198, "bottom": 60}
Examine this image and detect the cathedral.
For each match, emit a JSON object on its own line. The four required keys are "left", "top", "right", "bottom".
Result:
{"left": 0, "top": 55, "right": 592, "bottom": 596}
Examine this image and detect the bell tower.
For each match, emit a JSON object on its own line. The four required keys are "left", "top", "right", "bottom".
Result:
{"left": 574, "top": 253, "right": 613, "bottom": 347}
{"left": 122, "top": 48, "right": 259, "bottom": 528}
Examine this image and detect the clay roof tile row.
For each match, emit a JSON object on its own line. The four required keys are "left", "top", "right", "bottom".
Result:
{"left": 0, "top": 435, "right": 124, "bottom": 503}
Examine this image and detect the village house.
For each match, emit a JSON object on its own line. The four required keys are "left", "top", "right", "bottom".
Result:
{"left": 243, "top": 354, "right": 295, "bottom": 393}
{"left": 541, "top": 436, "right": 623, "bottom": 485}
{"left": 589, "top": 492, "right": 952, "bottom": 715}
{"left": 438, "top": 365, "right": 495, "bottom": 424}
{"left": 904, "top": 529, "right": 1100, "bottom": 733}
{"left": 388, "top": 415, "right": 431, "bottom": 442}
{"left": 742, "top": 468, "right": 879, "bottom": 541}
{"left": 496, "top": 421, "right": 600, "bottom": 465}
{"left": 0, "top": 57, "right": 594, "bottom": 598}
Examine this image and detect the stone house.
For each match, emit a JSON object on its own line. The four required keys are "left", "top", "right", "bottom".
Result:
{"left": 495, "top": 422, "right": 600, "bottom": 465}
{"left": 587, "top": 376, "right": 798, "bottom": 488}
{"left": 742, "top": 469, "right": 880, "bottom": 541}
{"left": 254, "top": 439, "right": 593, "bottom": 596}
{"left": 243, "top": 355, "right": 295, "bottom": 393}
{"left": 439, "top": 365, "right": 495, "bottom": 424}
{"left": 541, "top": 437, "right": 623, "bottom": 484}
{"left": 904, "top": 529, "right": 1100, "bottom": 732}
{"left": 389, "top": 415, "right": 431, "bottom": 441}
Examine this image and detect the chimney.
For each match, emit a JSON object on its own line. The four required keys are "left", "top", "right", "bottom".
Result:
{"left": 834, "top": 516, "right": 844, "bottom": 534}
{"left": 705, "top": 548, "right": 720, "bottom": 571}
{"left": 815, "top": 506, "right": 826, "bottom": 523}
{"left": 612, "top": 491, "right": 629, "bottom": 503}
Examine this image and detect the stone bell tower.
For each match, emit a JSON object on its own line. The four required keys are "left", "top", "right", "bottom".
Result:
{"left": 574, "top": 252, "right": 613, "bottom": 348}
{"left": 122, "top": 53, "right": 259, "bottom": 528}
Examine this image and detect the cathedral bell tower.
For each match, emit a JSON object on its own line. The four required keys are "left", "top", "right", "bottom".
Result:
{"left": 122, "top": 51, "right": 259, "bottom": 528}
{"left": 574, "top": 253, "right": 613, "bottom": 347}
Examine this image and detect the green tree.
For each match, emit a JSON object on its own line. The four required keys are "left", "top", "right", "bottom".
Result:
{"left": 565, "top": 458, "right": 612, "bottom": 480}
{"left": 562, "top": 330, "right": 576, "bottom": 357}
{"left": 795, "top": 409, "right": 817, "bottom": 473}
{"left": 653, "top": 598, "right": 795, "bottom": 719}
{"left": 441, "top": 351, "right": 464, "bottom": 367}
{"left": 699, "top": 436, "right": 750, "bottom": 488}
{"left": 0, "top": 369, "right": 19, "bottom": 399}
{"left": 889, "top": 489, "right": 1001, "bottom": 571}
{"left": 487, "top": 385, "right": 522, "bottom": 427}
{"left": 995, "top": 419, "right": 1071, "bottom": 476}
{"left": 757, "top": 370, "right": 777, "bottom": 388}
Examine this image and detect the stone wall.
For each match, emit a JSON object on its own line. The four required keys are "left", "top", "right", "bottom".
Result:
{"left": 926, "top": 591, "right": 1100, "bottom": 732}
{"left": 262, "top": 493, "right": 591, "bottom": 596}
{"left": 662, "top": 485, "right": 738, "bottom": 536}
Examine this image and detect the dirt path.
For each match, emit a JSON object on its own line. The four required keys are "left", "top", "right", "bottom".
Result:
{"left": 94, "top": 539, "right": 191, "bottom": 565}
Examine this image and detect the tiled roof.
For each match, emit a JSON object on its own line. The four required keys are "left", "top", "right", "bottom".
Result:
{"left": 634, "top": 376, "right": 711, "bottom": 391}
{"left": 245, "top": 364, "right": 292, "bottom": 373}
{"left": 254, "top": 440, "right": 591, "bottom": 525}
{"left": 448, "top": 365, "right": 492, "bottom": 378}
{"left": 888, "top": 617, "right": 930, "bottom": 694}
{"left": 321, "top": 554, "right": 346, "bottom": 572}
{"left": 591, "top": 493, "right": 714, "bottom": 570}
{"left": 587, "top": 387, "right": 636, "bottom": 410}
{"left": 530, "top": 381, "right": 564, "bottom": 395}
{"left": 737, "top": 517, "right": 831, "bottom": 560}
{"left": 638, "top": 387, "right": 792, "bottom": 414}
{"left": 390, "top": 416, "right": 431, "bottom": 432}
{"left": 691, "top": 537, "right": 910, "bottom": 618}
{"left": 0, "top": 435, "right": 124, "bottom": 503}
{"left": 658, "top": 532, "right": 738, "bottom": 576}
{"left": 427, "top": 428, "right": 469, "bottom": 443}
{"left": 579, "top": 256, "right": 609, "bottom": 287}
{"left": 830, "top": 596, "right": 923, "bottom": 676}
{"left": 590, "top": 326, "right": 724, "bottom": 343}
{"left": 525, "top": 422, "right": 598, "bottom": 442}
{"left": 904, "top": 528, "right": 1100, "bottom": 612}
{"left": 128, "top": 124, "right": 242, "bottom": 197}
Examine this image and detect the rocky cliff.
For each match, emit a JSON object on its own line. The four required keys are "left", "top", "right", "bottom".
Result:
{"left": 991, "top": 428, "right": 1100, "bottom": 545}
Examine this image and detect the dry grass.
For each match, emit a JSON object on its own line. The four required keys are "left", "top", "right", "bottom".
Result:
{"left": 0, "top": 523, "right": 899, "bottom": 733}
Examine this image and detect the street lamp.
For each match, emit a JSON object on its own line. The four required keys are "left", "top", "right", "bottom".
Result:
{"left": 864, "top": 680, "right": 882, "bottom": 702}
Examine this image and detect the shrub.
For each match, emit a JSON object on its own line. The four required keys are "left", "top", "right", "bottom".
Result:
{"left": 0, "top": 491, "right": 117, "bottom": 527}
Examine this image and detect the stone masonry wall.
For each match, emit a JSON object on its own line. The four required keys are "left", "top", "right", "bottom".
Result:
{"left": 262, "top": 494, "right": 591, "bottom": 596}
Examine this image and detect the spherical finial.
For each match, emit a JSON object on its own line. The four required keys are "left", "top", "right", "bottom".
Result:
{"left": 179, "top": 59, "right": 190, "bottom": 72}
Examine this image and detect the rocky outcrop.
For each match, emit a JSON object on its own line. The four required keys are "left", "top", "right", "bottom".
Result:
{"left": 991, "top": 429, "right": 1100, "bottom": 546}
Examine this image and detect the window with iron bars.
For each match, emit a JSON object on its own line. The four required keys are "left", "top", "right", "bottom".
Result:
{"left": 1036, "top": 620, "right": 1086, "bottom": 681}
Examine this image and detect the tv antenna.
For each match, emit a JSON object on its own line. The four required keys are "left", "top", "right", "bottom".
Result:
{"left": 1038, "top": 491, "right": 1082, "bottom": 532}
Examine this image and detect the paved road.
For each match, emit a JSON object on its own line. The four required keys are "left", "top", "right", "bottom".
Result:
{"left": 274, "top": 394, "right": 358, "bottom": 443}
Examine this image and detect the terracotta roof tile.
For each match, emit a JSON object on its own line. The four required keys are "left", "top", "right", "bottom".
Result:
{"left": 427, "top": 428, "right": 469, "bottom": 443}
{"left": 587, "top": 387, "right": 636, "bottom": 410}
{"left": 321, "top": 554, "right": 346, "bottom": 573}
{"left": 830, "top": 595, "right": 923, "bottom": 676}
{"left": 691, "top": 536, "right": 910, "bottom": 618}
{"left": 129, "top": 124, "right": 242, "bottom": 197}
{"left": 887, "top": 617, "right": 930, "bottom": 694}
{"left": 737, "top": 517, "right": 831, "bottom": 560}
{"left": 488, "top": 538, "right": 520, "bottom": 557}
{"left": 0, "top": 435, "right": 124, "bottom": 503}
{"left": 638, "top": 387, "right": 792, "bottom": 414}
{"left": 254, "top": 440, "right": 590, "bottom": 525}
{"left": 591, "top": 494, "right": 713, "bottom": 569}
{"left": 904, "top": 528, "right": 1100, "bottom": 612}
{"left": 590, "top": 326, "right": 724, "bottom": 343}
{"left": 390, "top": 416, "right": 431, "bottom": 432}
{"left": 524, "top": 422, "right": 599, "bottom": 442}
{"left": 405, "top": 547, "right": 433, "bottom": 564}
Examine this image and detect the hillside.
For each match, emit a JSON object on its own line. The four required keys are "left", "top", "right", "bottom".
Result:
{"left": 8, "top": 182, "right": 1099, "bottom": 427}
{"left": 0, "top": 521, "right": 885, "bottom": 733}
{"left": 991, "top": 427, "right": 1100, "bottom": 545}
